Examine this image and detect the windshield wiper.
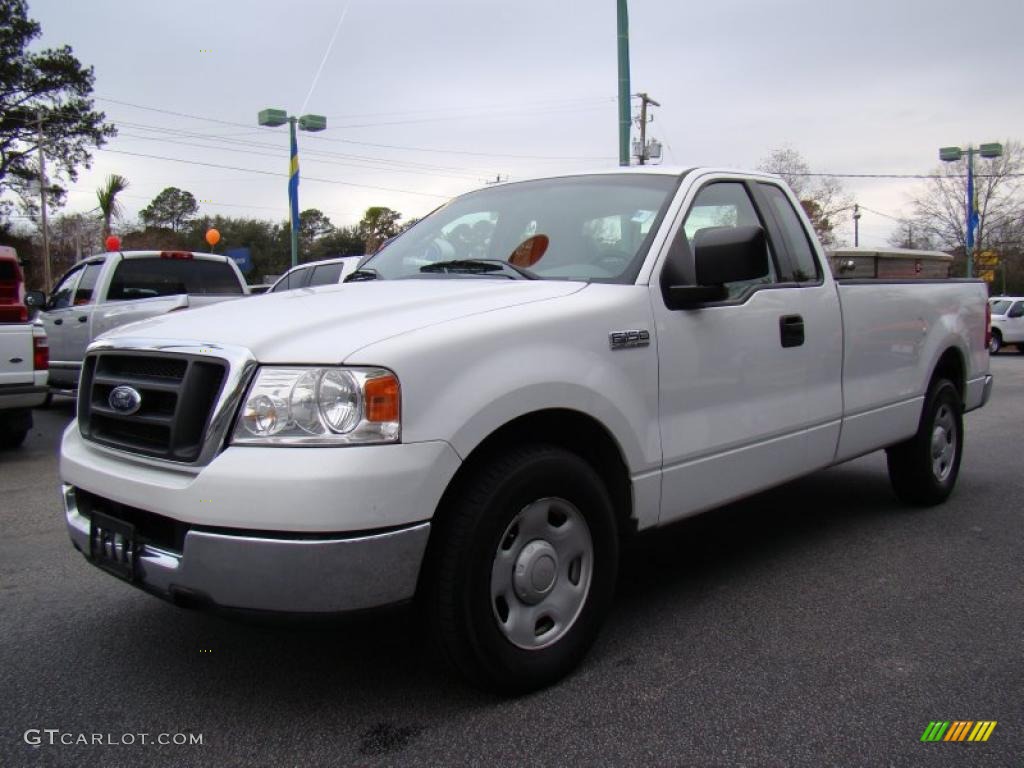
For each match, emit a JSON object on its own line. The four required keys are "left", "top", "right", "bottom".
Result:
{"left": 344, "top": 267, "right": 381, "bottom": 282}
{"left": 419, "top": 259, "right": 539, "bottom": 280}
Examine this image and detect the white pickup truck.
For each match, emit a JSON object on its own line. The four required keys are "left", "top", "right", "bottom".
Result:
{"left": 0, "top": 323, "right": 48, "bottom": 448}
{"left": 60, "top": 168, "right": 991, "bottom": 692}
{"left": 35, "top": 250, "right": 248, "bottom": 393}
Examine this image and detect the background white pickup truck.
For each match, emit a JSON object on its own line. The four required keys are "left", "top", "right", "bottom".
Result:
{"left": 60, "top": 167, "right": 991, "bottom": 693}
{"left": 0, "top": 322, "right": 48, "bottom": 448}
{"left": 35, "top": 250, "right": 248, "bottom": 392}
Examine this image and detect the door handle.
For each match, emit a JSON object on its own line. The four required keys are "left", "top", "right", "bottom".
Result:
{"left": 779, "top": 315, "right": 804, "bottom": 348}
{"left": 77, "top": 316, "right": 88, "bottom": 323}
{"left": 54, "top": 318, "right": 63, "bottom": 325}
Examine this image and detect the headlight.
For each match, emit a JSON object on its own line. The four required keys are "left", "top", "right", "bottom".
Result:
{"left": 231, "top": 366, "right": 400, "bottom": 445}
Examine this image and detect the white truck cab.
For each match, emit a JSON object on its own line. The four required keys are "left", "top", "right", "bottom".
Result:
{"left": 60, "top": 168, "right": 991, "bottom": 692}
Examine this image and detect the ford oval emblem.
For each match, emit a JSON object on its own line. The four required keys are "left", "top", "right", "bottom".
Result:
{"left": 108, "top": 385, "right": 142, "bottom": 415}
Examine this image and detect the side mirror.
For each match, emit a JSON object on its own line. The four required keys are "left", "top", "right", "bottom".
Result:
{"left": 663, "top": 225, "right": 769, "bottom": 310}
{"left": 24, "top": 290, "right": 45, "bottom": 308}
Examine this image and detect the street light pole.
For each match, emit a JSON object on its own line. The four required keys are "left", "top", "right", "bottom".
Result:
{"left": 939, "top": 142, "right": 1003, "bottom": 279}
{"left": 852, "top": 203, "right": 861, "bottom": 247}
{"left": 616, "top": 0, "right": 631, "bottom": 167}
{"left": 258, "top": 108, "right": 327, "bottom": 268}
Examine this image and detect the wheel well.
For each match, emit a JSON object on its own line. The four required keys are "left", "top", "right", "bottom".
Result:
{"left": 932, "top": 347, "right": 965, "bottom": 400}
{"left": 434, "top": 409, "right": 636, "bottom": 539}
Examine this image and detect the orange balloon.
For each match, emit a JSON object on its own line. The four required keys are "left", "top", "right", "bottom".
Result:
{"left": 205, "top": 228, "right": 221, "bottom": 247}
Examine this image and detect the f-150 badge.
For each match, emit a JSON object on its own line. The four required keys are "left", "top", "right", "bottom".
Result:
{"left": 609, "top": 330, "right": 650, "bottom": 350}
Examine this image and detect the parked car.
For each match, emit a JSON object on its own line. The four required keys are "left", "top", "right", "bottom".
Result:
{"left": 0, "top": 245, "right": 29, "bottom": 323}
{"left": 35, "top": 250, "right": 249, "bottom": 392}
{"left": 0, "top": 321, "right": 48, "bottom": 448}
{"left": 268, "top": 255, "right": 362, "bottom": 293}
{"left": 988, "top": 296, "right": 1024, "bottom": 353}
{"left": 60, "top": 168, "right": 991, "bottom": 692}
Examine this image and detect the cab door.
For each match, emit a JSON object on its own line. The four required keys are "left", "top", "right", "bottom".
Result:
{"left": 650, "top": 176, "right": 842, "bottom": 524}
{"left": 38, "top": 264, "right": 85, "bottom": 387}
{"left": 63, "top": 260, "right": 106, "bottom": 366}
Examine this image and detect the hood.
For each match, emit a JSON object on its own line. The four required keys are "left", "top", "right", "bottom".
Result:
{"left": 101, "top": 279, "right": 587, "bottom": 363}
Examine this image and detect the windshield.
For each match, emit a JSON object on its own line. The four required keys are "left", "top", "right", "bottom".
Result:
{"left": 990, "top": 299, "right": 1011, "bottom": 315}
{"left": 362, "top": 174, "right": 679, "bottom": 283}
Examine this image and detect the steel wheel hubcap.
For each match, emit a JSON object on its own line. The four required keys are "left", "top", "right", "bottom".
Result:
{"left": 930, "top": 404, "right": 956, "bottom": 482}
{"left": 490, "top": 497, "right": 593, "bottom": 650}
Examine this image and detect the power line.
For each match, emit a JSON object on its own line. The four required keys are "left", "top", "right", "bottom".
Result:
{"left": 95, "top": 148, "right": 451, "bottom": 198}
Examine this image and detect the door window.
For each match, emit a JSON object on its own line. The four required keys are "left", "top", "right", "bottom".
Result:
{"left": 46, "top": 265, "right": 85, "bottom": 310}
{"left": 1009, "top": 301, "right": 1024, "bottom": 318}
{"left": 308, "top": 262, "right": 345, "bottom": 286}
{"left": 73, "top": 263, "right": 104, "bottom": 305}
{"left": 759, "top": 184, "right": 821, "bottom": 282}
{"left": 682, "top": 182, "right": 776, "bottom": 299}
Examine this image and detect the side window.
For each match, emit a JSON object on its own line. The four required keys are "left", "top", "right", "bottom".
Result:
{"left": 759, "top": 184, "right": 821, "bottom": 282}
{"left": 271, "top": 267, "right": 306, "bottom": 292}
{"left": 1009, "top": 301, "right": 1024, "bottom": 319}
{"left": 682, "top": 182, "right": 776, "bottom": 299}
{"left": 46, "top": 265, "right": 85, "bottom": 310}
{"left": 73, "top": 263, "right": 104, "bottom": 305}
{"left": 308, "top": 262, "right": 345, "bottom": 286}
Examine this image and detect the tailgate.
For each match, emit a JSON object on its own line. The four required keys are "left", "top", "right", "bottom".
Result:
{"left": 0, "top": 324, "right": 33, "bottom": 385}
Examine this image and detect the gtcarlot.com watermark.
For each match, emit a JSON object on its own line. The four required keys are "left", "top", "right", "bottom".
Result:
{"left": 24, "top": 729, "right": 203, "bottom": 747}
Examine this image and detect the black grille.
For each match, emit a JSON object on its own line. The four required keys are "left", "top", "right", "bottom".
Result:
{"left": 79, "top": 351, "right": 227, "bottom": 462}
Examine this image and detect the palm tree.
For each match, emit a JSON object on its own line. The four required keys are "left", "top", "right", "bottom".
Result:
{"left": 96, "top": 174, "right": 129, "bottom": 238}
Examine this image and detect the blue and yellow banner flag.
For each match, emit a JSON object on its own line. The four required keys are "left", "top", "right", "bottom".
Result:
{"left": 289, "top": 128, "right": 300, "bottom": 234}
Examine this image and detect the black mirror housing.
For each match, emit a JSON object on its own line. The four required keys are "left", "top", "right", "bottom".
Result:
{"left": 693, "top": 225, "right": 768, "bottom": 285}
{"left": 24, "top": 290, "right": 45, "bottom": 308}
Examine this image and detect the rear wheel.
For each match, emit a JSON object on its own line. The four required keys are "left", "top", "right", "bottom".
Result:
{"left": 425, "top": 445, "right": 618, "bottom": 693}
{"left": 0, "top": 409, "right": 32, "bottom": 449}
{"left": 886, "top": 378, "right": 963, "bottom": 506}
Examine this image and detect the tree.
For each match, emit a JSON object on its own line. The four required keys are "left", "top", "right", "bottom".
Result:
{"left": 139, "top": 187, "right": 198, "bottom": 233}
{"left": 311, "top": 224, "right": 363, "bottom": 259}
{"left": 96, "top": 174, "right": 129, "bottom": 238}
{"left": 758, "top": 147, "right": 852, "bottom": 247}
{"left": 901, "top": 141, "right": 1023, "bottom": 257}
{"left": 0, "top": 0, "right": 116, "bottom": 223}
{"left": 886, "top": 220, "right": 941, "bottom": 251}
{"left": 358, "top": 206, "right": 402, "bottom": 253}
{"left": 298, "top": 208, "right": 334, "bottom": 254}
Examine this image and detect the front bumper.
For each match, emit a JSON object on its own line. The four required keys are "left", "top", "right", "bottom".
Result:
{"left": 64, "top": 485, "right": 431, "bottom": 613}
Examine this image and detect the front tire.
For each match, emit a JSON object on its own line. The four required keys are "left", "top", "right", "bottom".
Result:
{"left": 886, "top": 378, "right": 963, "bottom": 506}
{"left": 989, "top": 331, "right": 1002, "bottom": 354}
{"left": 425, "top": 445, "right": 619, "bottom": 693}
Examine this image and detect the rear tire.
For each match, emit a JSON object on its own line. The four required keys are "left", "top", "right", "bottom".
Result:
{"left": 424, "top": 445, "right": 618, "bottom": 694}
{"left": 886, "top": 378, "right": 963, "bottom": 506}
{"left": 0, "top": 409, "right": 31, "bottom": 449}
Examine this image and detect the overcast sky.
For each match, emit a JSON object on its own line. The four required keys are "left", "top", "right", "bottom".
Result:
{"left": 26, "top": 0, "right": 1024, "bottom": 246}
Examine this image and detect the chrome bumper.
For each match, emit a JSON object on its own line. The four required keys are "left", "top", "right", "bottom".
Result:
{"left": 63, "top": 485, "right": 430, "bottom": 613}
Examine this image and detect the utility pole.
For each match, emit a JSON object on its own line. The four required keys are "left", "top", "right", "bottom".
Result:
{"left": 616, "top": 0, "right": 631, "bottom": 166}
{"left": 852, "top": 204, "right": 860, "bottom": 247}
{"left": 36, "top": 113, "right": 52, "bottom": 289}
{"left": 635, "top": 93, "right": 660, "bottom": 165}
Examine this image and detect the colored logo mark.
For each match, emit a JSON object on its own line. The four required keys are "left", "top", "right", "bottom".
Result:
{"left": 920, "top": 721, "right": 997, "bottom": 742}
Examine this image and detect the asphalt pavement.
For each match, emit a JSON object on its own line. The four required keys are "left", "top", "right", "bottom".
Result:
{"left": 2, "top": 358, "right": 1022, "bottom": 767}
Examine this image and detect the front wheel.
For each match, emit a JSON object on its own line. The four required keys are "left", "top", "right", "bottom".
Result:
{"left": 886, "top": 379, "right": 963, "bottom": 506}
{"left": 989, "top": 331, "right": 1002, "bottom": 354}
{"left": 425, "top": 445, "right": 619, "bottom": 693}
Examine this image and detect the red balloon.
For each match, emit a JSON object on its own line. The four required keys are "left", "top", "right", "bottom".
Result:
{"left": 105, "top": 235, "right": 121, "bottom": 252}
